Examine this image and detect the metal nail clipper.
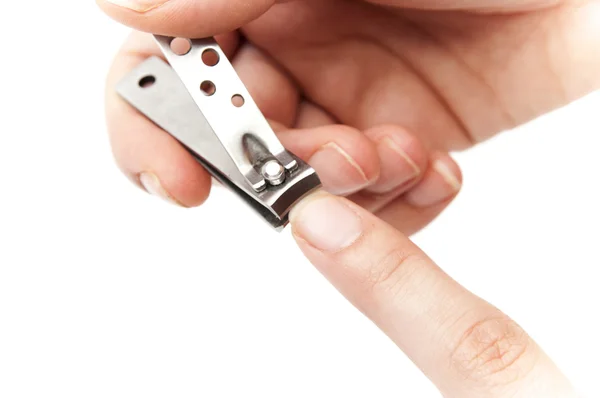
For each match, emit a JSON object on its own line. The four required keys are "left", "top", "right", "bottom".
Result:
{"left": 116, "top": 36, "right": 321, "bottom": 231}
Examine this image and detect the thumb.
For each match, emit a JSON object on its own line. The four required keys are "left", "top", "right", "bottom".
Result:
{"left": 289, "top": 191, "right": 576, "bottom": 398}
{"left": 96, "top": 0, "right": 277, "bottom": 37}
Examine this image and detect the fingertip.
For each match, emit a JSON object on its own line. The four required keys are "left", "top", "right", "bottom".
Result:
{"left": 432, "top": 152, "right": 463, "bottom": 189}
{"left": 111, "top": 121, "right": 213, "bottom": 208}
{"left": 289, "top": 188, "right": 331, "bottom": 225}
{"left": 404, "top": 152, "right": 462, "bottom": 208}
{"left": 364, "top": 124, "right": 429, "bottom": 195}
{"left": 142, "top": 156, "right": 212, "bottom": 208}
{"left": 323, "top": 125, "right": 381, "bottom": 184}
{"left": 366, "top": 124, "right": 429, "bottom": 168}
{"left": 138, "top": 171, "right": 190, "bottom": 208}
{"left": 278, "top": 125, "right": 380, "bottom": 196}
{"left": 289, "top": 190, "right": 364, "bottom": 253}
{"left": 106, "top": 91, "right": 212, "bottom": 208}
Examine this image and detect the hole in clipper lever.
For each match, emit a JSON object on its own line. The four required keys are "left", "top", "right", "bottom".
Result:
{"left": 200, "top": 81, "right": 216, "bottom": 96}
{"left": 231, "top": 94, "right": 245, "bottom": 107}
{"left": 138, "top": 75, "right": 156, "bottom": 88}
{"left": 170, "top": 38, "right": 192, "bottom": 55}
{"left": 202, "top": 49, "right": 220, "bottom": 66}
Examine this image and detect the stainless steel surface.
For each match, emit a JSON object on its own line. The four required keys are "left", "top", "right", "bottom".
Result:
{"left": 153, "top": 35, "right": 298, "bottom": 192}
{"left": 261, "top": 160, "right": 286, "bottom": 186}
{"left": 115, "top": 49, "right": 321, "bottom": 231}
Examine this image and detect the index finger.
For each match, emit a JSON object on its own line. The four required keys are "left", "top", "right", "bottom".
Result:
{"left": 96, "top": 0, "right": 277, "bottom": 37}
{"left": 290, "top": 191, "right": 578, "bottom": 398}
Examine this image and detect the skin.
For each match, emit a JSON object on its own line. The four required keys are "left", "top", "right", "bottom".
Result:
{"left": 99, "top": 0, "right": 599, "bottom": 396}
{"left": 101, "top": 0, "right": 599, "bottom": 234}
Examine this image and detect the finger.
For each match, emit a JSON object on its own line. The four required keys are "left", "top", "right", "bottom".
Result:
{"left": 376, "top": 152, "right": 462, "bottom": 235}
{"left": 277, "top": 126, "right": 380, "bottom": 196}
{"left": 351, "top": 152, "right": 462, "bottom": 236}
{"left": 96, "top": 0, "right": 276, "bottom": 38}
{"left": 295, "top": 101, "right": 337, "bottom": 129}
{"left": 105, "top": 30, "right": 241, "bottom": 206}
{"left": 362, "top": 125, "right": 427, "bottom": 195}
{"left": 232, "top": 44, "right": 299, "bottom": 127}
{"left": 291, "top": 112, "right": 460, "bottom": 233}
{"left": 368, "top": 0, "right": 560, "bottom": 13}
{"left": 290, "top": 192, "right": 577, "bottom": 397}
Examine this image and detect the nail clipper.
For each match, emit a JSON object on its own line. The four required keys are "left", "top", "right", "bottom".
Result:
{"left": 116, "top": 36, "right": 322, "bottom": 231}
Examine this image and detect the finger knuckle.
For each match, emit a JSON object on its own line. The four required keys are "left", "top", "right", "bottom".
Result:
{"left": 449, "top": 315, "right": 536, "bottom": 387}
{"left": 366, "top": 247, "right": 423, "bottom": 294}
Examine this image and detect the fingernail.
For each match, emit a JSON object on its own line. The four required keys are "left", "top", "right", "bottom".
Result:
{"left": 139, "top": 172, "right": 183, "bottom": 207}
{"left": 368, "top": 137, "right": 420, "bottom": 194}
{"left": 105, "top": 0, "right": 168, "bottom": 12}
{"left": 290, "top": 193, "right": 363, "bottom": 252}
{"left": 309, "top": 143, "right": 370, "bottom": 196}
{"left": 405, "top": 159, "right": 462, "bottom": 207}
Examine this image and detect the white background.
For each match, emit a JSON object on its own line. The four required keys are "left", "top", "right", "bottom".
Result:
{"left": 0, "top": 2, "right": 599, "bottom": 397}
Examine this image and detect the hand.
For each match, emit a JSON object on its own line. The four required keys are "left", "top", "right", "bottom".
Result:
{"left": 99, "top": 0, "right": 598, "bottom": 236}
{"left": 290, "top": 190, "right": 579, "bottom": 397}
